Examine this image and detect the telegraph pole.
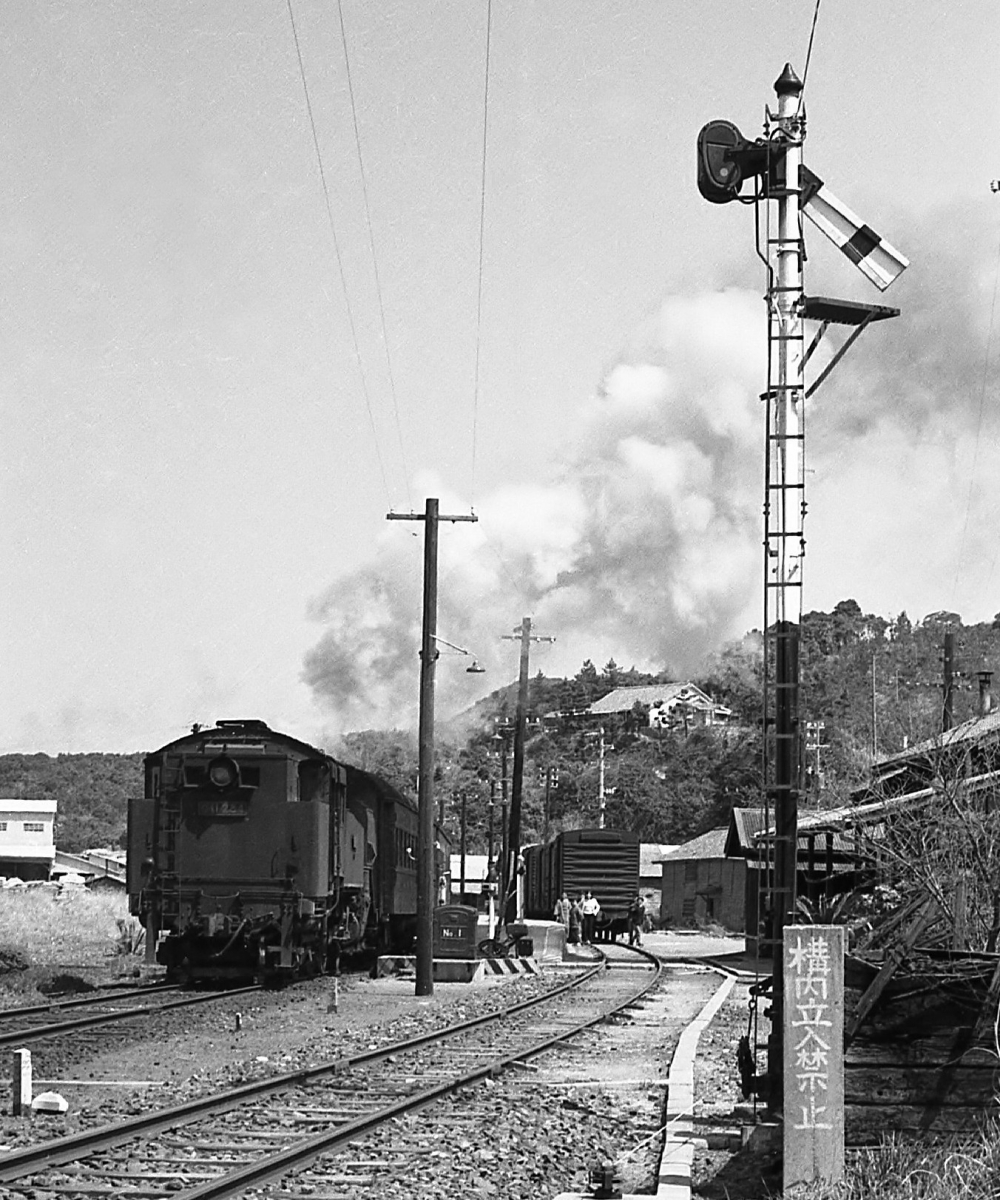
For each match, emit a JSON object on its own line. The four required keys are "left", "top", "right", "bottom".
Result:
{"left": 387, "top": 499, "right": 477, "bottom": 997}
{"left": 501, "top": 617, "right": 555, "bottom": 921}
{"left": 943, "top": 632, "right": 956, "bottom": 732}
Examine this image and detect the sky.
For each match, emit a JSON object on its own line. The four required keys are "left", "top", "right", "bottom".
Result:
{"left": 2, "top": 1, "right": 999, "bottom": 753}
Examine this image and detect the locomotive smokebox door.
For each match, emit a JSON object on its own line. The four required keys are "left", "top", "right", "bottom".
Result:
{"left": 432, "top": 904, "right": 478, "bottom": 959}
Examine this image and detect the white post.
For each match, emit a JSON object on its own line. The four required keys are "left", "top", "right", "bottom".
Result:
{"left": 772, "top": 65, "right": 805, "bottom": 629}
{"left": 598, "top": 726, "right": 606, "bottom": 830}
{"left": 783, "top": 925, "right": 845, "bottom": 1189}
{"left": 765, "top": 60, "right": 807, "bottom": 1111}
{"left": 11, "top": 1048, "right": 31, "bottom": 1116}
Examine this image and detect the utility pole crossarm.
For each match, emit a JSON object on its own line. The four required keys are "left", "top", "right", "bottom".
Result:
{"left": 387, "top": 511, "right": 478, "bottom": 524}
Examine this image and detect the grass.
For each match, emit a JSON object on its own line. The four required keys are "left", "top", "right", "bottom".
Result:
{"left": 833, "top": 1130, "right": 1000, "bottom": 1199}
{"left": 736, "top": 1125, "right": 1000, "bottom": 1199}
{"left": 0, "top": 886, "right": 139, "bottom": 999}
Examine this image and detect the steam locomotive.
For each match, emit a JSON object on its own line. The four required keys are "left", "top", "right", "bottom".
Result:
{"left": 127, "top": 720, "right": 432, "bottom": 984}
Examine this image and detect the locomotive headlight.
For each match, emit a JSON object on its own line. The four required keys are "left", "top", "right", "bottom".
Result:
{"left": 207, "top": 755, "right": 240, "bottom": 791}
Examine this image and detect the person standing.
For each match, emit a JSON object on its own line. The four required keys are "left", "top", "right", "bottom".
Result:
{"left": 554, "top": 892, "right": 571, "bottom": 928}
{"left": 568, "top": 896, "right": 583, "bottom": 945}
{"left": 581, "top": 891, "right": 600, "bottom": 944}
{"left": 627, "top": 894, "right": 646, "bottom": 946}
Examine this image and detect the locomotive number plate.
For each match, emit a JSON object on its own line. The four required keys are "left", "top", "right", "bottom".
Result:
{"left": 197, "top": 798, "right": 250, "bottom": 818}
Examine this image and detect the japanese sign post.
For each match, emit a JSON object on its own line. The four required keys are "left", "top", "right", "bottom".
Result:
{"left": 783, "top": 924, "right": 845, "bottom": 1190}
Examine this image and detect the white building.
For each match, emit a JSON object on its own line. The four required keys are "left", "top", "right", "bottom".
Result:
{"left": 586, "top": 683, "right": 733, "bottom": 730}
{"left": 0, "top": 799, "right": 57, "bottom": 881}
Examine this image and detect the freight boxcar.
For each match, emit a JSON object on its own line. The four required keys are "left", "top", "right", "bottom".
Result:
{"left": 523, "top": 828, "right": 640, "bottom": 939}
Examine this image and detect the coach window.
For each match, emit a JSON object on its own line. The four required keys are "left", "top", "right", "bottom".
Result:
{"left": 298, "top": 760, "right": 330, "bottom": 803}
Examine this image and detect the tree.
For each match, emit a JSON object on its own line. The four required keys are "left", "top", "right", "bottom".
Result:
{"left": 857, "top": 745, "right": 1000, "bottom": 953}
{"left": 333, "top": 730, "right": 418, "bottom": 795}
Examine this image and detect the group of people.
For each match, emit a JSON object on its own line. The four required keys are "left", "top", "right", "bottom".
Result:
{"left": 553, "top": 890, "right": 648, "bottom": 946}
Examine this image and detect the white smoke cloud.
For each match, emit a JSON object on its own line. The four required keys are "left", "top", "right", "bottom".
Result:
{"left": 304, "top": 287, "right": 767, "bottom": 731}
{"left": 304, "top": 197, "right": 1000, "bottom": 733}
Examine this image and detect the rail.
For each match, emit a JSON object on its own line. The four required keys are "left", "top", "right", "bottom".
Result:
{"left": 0, "top": 945, "right": 660, "bottom": 1196}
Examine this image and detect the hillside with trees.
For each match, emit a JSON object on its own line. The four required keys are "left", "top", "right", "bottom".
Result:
{"left": 2, "top": 600, "right": 997, "bottom": 858}
{"left": 0, "top": 752, "right": 143, "bottom": 853}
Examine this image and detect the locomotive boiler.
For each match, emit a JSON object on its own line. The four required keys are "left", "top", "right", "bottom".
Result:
{"left": 127, "top": 719, "right": 430, "bottom": 984}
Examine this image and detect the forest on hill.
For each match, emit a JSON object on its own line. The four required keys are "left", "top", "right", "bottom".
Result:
{"left": 2, "top": 599, "right": 998, "bottom": 856}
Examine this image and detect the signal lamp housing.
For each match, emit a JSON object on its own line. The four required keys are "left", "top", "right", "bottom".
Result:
{"left": 207, "top": 755, "right": 240, "bottom": 791}
{"left": 697, "top": 119, "right": 772, "bottom": 205}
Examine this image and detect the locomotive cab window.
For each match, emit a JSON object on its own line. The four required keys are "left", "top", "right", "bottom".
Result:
{"left": 297, "top": 759, "right": 330, "bottom": 803}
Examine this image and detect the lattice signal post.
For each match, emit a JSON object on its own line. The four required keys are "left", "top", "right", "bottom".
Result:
{"left": 697, "top": 64, "right": 906, "bottom": 1116}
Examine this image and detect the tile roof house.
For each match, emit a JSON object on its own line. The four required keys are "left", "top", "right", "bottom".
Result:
{"left": 585, "top": 683, "right": 732, "bottom": 730}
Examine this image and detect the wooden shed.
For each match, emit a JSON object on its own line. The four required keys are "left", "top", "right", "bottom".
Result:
{"left": 658, "top": 828, "right": 746, "bottom": 931}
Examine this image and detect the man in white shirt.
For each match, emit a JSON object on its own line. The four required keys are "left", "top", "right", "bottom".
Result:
{"left": 581, "top": 891, "right": 601, "bottom": 944}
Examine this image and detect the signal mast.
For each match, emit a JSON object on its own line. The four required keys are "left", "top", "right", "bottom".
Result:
{"left": 698, "top": 65, "right": 907, "bottom": 1113}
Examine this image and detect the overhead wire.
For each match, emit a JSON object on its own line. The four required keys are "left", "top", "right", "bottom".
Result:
{"left": 336, "top": 0, "right": 412, "bottom": 510}
{"left": 960, "top": 219, "right": 1000, "bottom": 597}
{"left": 470, "top": 0, "right": 494, "bottom": 509}
{"left": 800, "top": 0, "right": 822, "bottom": 93}
{"left": 285, "top": 0, "right": 392, "bottom": 508}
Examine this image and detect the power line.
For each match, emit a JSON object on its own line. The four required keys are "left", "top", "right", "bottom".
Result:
{"left": 336, "top": 0, "right": 412, "bottom": 510}
{"left": 964, "top": 216, "right": 1000, "bottom": 597}
{"left": 801, "top": 0, "right": 822, "bottom": 92}
{"left": 471, "top": 0, "right": 493, "bottom": 507}
{"left": 286, "top": 0, "right": 392, "bottom": 507}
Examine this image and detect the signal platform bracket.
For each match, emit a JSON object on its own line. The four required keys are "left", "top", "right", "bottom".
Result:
{"left": 802, "top": 295, "right": 899, "bottom": 399}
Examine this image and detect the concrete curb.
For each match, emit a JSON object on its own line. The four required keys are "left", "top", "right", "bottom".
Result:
{"left": 554, "top": 966, "right": 737, "bottom": 1200}
{"left": 653, "top": 972, "right": 735, "bottom": 1199}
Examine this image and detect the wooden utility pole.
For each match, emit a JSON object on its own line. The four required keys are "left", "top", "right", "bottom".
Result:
{"left": 542, "top": 766, "right": 555, "bottom": 842}
{"left": 387, "top": 499, "right": 477, "bottom": 997}
{"left": 871, "top": 654, "right": 878, "bottom": 758}
{"left": 943, "top": 632, "right": 956, "bottom": 732}
{"left": 500, "top": 617, "right": 555, "bottom": 921}
{"left": 459, "top": 791, "right": 467, "bottom": 903}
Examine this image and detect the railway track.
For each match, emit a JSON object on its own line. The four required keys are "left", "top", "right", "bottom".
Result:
{"left": 0, "top": 945, "right": 660, "bottom": 1199}
{"left": 0, "top": 983, "right": 262, "bottom": 1049}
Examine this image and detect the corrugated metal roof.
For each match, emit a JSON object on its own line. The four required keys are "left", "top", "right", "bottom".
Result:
{"left": 726, "top": 805, "right": 857, "bottom": 859}
{"left": 657, "top": 827, "right": 729, "bottom": 861}
{"left": 725, "top": 807, "right": 767, "bottom": 856}
{"left": 874, "top": 709, "right": 1000, "bottom": 768}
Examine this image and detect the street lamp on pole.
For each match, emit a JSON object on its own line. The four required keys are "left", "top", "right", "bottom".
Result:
{"left": 386, "top": 500, "right": 477, "bottom": 998}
